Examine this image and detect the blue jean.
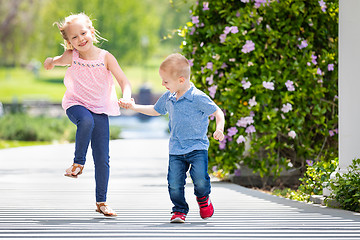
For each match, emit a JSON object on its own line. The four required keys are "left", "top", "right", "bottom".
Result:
{"left": 66, "top": 105, "right": 110, "bottom": 202}
{"left": 168, "top": 150, "right": 211, "bottom": 214}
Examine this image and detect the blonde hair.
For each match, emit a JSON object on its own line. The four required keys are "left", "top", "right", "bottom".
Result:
{"left": 54, "top": 13, "right": 107, "bottom": 50}
{"left": 160, "top": 53, "right": 191, "bottom": 81}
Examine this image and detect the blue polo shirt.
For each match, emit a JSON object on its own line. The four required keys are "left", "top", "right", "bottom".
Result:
{"left": 154, "top": 83, "right": 218, "bottom": 155}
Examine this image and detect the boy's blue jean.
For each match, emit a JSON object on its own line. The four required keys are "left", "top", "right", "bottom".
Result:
{"left": 168, "top": 150, "right": 211, "bottom": 214}
{"left": 66, "top": 105, "right": 110, "bottom": 202}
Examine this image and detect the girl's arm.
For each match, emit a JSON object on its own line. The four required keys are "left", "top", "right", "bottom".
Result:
{"left": 43, "top": 50, "right": 72, "bottom": 70}
{"left": 212, "top": 107, "right": 225, "bottom": 141}
{"left": 105, "top": 52, "right": 132, "bottom": 100}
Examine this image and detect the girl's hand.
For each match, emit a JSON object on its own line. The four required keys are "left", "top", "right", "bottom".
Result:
{"left": 213, "top": 129, "right": 224, "bottom": 141}
{"left": 44, "top": 58, "right": 54, "bottom": 70}
{"left": 118, "top": 98, "right": 135, "bottom": 109}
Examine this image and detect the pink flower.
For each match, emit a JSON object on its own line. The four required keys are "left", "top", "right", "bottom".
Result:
{"left": 241, "top": 40, "right": 255, "bottom": 53}
{"left": 227, "top": 127, "right": 238, "bottom": 137}
{"left": 192, "top": 16, "right": 199, "bottom": 24}
{"left": 285, "top": 80, "right": 295, "bottom": 91}
{"left": 329, "top": 130, "right": 334, "bottom": 137}
{"left": 245, "top": 125, "right": 256, "bottom": 134}
{"left": 206, "top": 62, "right": 213, "bottom": 70}
{"left": 306, "top": 160, "right": 314, "bottom": 166}
{"left": 230, "top": 26, "right": 239, "bottom": 34}
{"left": 208, "top": 85, "right": 217, "bottom": 98}
{"left": 328, "top": 63, "right": 334, "bottom": 71}
{"left": 206, "top": 75, "right": 214, "bottom": 85}
{"left": 319, "top": 0, "right": 327, "bottom": 12}
{"left": 298, "top": 39, "right": 308, "bottom": 49}
{"left": 281, "top": 103, "right": 292, "bottom": 113}
{"left": 236, "top": 135, "right": 246, "bottom": 144}
{"left": 311, "top": 54, "right": 317, "bottom": 65}
{"left": 219, "top": 33, "right": 227, "bottom": 43}
{"left": 242, "top": 80, "right": 251, "bottom": 89}
{"left": 317, "top": 68, "right": 323, "bottom": 75}
{"left": 288, "top": 130, "right": 296, "bottom": 139}
{"left": 249, "top": 96, "right": 257, "bottom": 107}
{"left": 219, "top": 139, "right": 226, "bottom": 150}
{"left": 203, "top": 2, "right": 209, "bottom": 11}
{"left": 262, "top": 81, "right": 274, "bottom": 90}
{"left": 188, "top": 59, "right": 194, "bottom": 67}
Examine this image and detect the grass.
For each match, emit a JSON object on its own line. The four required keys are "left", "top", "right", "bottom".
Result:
{"left": 0, "top": 56, "right": 164, "bottom": 103}
{"left": 0, "top": 140, "right": 52, "bottom": 149}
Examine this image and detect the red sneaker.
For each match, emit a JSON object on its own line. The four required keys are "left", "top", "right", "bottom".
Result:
{"left": 197, "top": 195, "right": 214, "bottom": 219}
{"left": 170, "top": 212, "right": 186, "bottom": 223}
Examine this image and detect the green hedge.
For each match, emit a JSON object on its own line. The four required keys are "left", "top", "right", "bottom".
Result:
{"left": 0, "top": 114, "right": 121, "bottom": 142}
{"left": 180, "top": 0, "right": 338, "bottom": 178}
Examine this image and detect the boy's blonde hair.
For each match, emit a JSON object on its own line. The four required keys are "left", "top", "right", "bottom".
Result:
{"left": 160, "top": 53, "right": 191, "bottom": 81}
{"left": 54, "top": 13, "right": 107, "bottom": 50}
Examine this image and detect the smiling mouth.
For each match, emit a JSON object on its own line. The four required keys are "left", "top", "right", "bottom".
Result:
{"left": 79, "top": 41, "right": 87, "bottom": 47}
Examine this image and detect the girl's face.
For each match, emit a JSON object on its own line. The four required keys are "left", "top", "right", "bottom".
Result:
{"left": 66, "top": 20, "right": 94, "bottom": 52}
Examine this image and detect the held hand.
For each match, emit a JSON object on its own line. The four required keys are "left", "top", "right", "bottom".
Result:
{"left": 118, "top": 98, "right": 135, "bottom": 109}
{"left": 213, "top": 129, "right": 225, "bottom": 141}
{"left": 43, "top": 57, "right": 54, "bottom": 70}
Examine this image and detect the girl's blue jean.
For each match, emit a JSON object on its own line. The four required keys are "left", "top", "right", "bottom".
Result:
{"left": 168, "top": 150, "right": 211, "bottom": 214}
{"left": 66, "top": 105, "right": 110, "bottom": 202}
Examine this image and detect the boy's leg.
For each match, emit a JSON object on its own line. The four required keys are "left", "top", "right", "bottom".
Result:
{"left": 189, "top": 150, "right": 214, "bottom": 219}
{"left": 189, "top": 150, "right": 211, "bottom": 198}
{"left": 66, "top": 105, "right": 94, "bottom": 165}
{"left": 90, "top": 113, "right": 110, "bottom": 203}
{"left": 168, "top": 154, "right": 190, "bottom": 214}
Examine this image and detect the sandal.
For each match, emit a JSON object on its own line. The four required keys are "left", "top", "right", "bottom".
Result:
{"left": 96, "top": 202, "right": 117, "bottom": 217}
{"left": 64, "top": 163, "right": 84, "bottom": 178}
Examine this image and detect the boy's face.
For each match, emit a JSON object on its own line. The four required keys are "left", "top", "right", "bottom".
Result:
{"left": 159, "top": 68, "right": 181, "bottom": 94}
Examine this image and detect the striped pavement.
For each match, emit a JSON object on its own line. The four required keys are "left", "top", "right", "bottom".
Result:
{"left": 0, "top": 139, "right": 360, "bottom": 239}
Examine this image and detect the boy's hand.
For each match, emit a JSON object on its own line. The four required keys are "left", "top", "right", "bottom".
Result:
{"left": 213, "top": 129, "right": 224, "bottom": 141}
{"left": 118, "top": 98, "right": 135, "bottom": 109}
{"left": 44, "top": 57, "right": 54, "bottom": 70}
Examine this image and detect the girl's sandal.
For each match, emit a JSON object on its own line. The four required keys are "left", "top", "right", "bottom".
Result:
{"left": 64, "top": 163, "right": 84, "bottom": 178}
{"left": 96, "top": 202, "right": 117, "bottom": 217}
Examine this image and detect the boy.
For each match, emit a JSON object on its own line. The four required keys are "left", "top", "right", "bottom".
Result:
{"left": 119, "top": 53, "right": 225, "bottom": 223}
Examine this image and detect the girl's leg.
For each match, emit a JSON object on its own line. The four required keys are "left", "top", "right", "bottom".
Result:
{"left": 168, "top": 154, "right": 190, "bottom": 214}
{"left": 66, "top": 105, "right": 94, "bottom": 165}
{"left": 188, "top": 150, "right": 211, "bottom": 198}
{"left": 90, "top": 112, "right": 110, "bottom": 203}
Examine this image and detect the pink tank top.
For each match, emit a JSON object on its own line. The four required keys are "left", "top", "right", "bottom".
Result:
{"left": 62, "top": 49, "right": 120, "bottom": 116}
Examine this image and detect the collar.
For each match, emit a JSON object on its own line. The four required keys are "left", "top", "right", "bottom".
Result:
{"left": 169, "top": 82, "right": 195, "bottom": 102}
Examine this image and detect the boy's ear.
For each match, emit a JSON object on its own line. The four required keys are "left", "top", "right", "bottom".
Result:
{"left": 179, "top": 76, "right": 186, "bottom": 84}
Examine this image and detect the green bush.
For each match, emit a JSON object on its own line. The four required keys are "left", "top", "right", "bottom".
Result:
{"left": 298, "top": 158, "right": 338, "bottom": 199}
{"left": 179, "top": 0, "right": 338, "bottom": 178}
{"left": 0, "top": 113, "right": 121, "bottom": 142}
{"left": 329, "top": 159, "right": 360, "bottom": 212}
{"left": 0, "top": 114, "right": 75, "bottom": 142}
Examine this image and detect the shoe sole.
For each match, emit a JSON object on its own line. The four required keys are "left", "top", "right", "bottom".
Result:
{"left": 170, "top": 218, "right": 185, "bottom": 223}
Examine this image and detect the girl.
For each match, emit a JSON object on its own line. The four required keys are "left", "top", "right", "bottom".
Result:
{"left": 44, "top": 13, "right": 132, "bottom": 217}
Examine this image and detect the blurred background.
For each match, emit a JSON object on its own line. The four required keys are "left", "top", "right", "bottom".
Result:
{"left": 0, "top": 0, "right": 195, "bottom": 144}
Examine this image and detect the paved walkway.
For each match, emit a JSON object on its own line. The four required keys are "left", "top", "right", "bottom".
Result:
{"left": 0, "top": 139, "right": 360, "bottom": 239}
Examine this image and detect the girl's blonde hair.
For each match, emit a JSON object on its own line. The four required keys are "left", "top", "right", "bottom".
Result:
{"left": 160, "top": 53, "right": 191, "bottom": 81}
{"left": 54, "top": 13, "right": 107, "bottom": 50}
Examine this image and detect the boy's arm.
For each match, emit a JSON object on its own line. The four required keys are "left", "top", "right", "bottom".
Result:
{"left": 212, "top": 107, "right": 225, "bottom": 141}
{"left": 118, "top": 99, "right": 161, "bottom": 116}
{"left": 105, "top": 52, "right": 132, "bottom": 100}
{"left": 132, "top": 104, "right": 161, "bottom": 116}
{"left": 43, "top": 50, "right": 72, "bottom": 70}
